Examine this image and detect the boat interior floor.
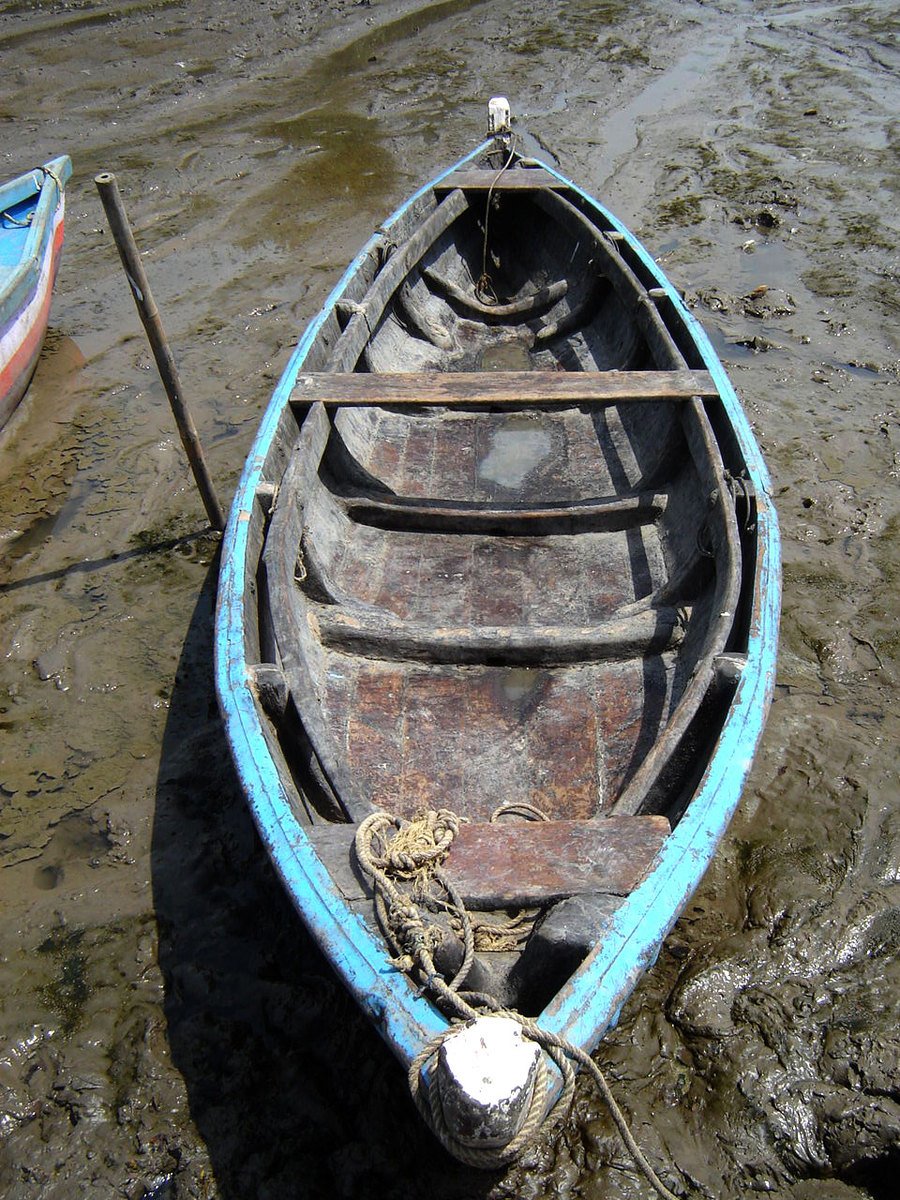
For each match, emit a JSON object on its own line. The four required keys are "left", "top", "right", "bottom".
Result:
{"left": 255, "top": 387, "right": 739, "bottom": 1010}
{"left": 246, "top": 164, "right": 747, "bottom": 1012}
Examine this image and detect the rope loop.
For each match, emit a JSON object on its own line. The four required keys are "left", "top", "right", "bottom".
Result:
{"left": 40, "top": 164, "right": 63, "bottom": 191}
{"left": 490, "top": 800, "right": 550, "bottom": 823}
{"left": 354, "top": 808, "right": 686, "bottom": 1196}
{"left": 356, "top": 808, "right": 461, "bottom": 880}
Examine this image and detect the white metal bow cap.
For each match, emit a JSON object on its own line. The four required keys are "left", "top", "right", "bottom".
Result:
{"left": 488, "top": 96, "right": 511, "bottom": 135}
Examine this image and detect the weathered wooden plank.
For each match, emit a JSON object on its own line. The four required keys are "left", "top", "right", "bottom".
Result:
{"left": 531, "top": 188, "right": 685, "bottom": 369}
{"left": 311, "top": 602, "right": 687, "bottom": 665}
{"left": 343, "top": 489, "right": 668, "bottom": 535}
{"left": 435, "top": 168, "right": 567, "bottom": 191}
{"left": 291, "top": 369, "right": 718, "bottom": 408}
{"left": 261, "top": 404, "right": 376, "bottom": 823}
{"left": 308, "top": 815, "right": 671, "bottom": 909}
{"left": 450, "top": 816, "right": 670, "bottom": 906}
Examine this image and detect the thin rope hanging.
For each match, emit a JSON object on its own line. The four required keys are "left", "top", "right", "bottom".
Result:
{"left": 476, "top": 134, "right": 517, "bottom": 306}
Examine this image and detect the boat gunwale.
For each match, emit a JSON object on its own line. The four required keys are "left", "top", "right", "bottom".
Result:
{"left": 0, "top": 156, "right": 72, "bottom": 333}
{"left": 214, "top": 142, "right": 781, "bottom": 1084}
{"left": 215, "top": 143, "right": 495, "bottom": 1060}
{"left": 533, "top": 158, "right": 781, "bottom": 1052}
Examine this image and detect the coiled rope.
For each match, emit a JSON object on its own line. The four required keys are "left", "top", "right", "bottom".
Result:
{"left": 354, "top": 809, "right": 683, "bottom": 1196}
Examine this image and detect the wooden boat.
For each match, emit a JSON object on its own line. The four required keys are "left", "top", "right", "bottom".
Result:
{"left": 216, "top": 103, "right": 780, "bottom": 1162}
{"left": 0, "top": 155, "right": 72, "bottom": 429}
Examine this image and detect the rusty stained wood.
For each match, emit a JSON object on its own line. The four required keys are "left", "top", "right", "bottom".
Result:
{"left": 448, "top": 816, "right": 670, "bottom": 906}
{"left": 291, "top": 369, "right": 718, "bottom": 408}
{"left": 308, "top": 815, "right": 670, "bottom": 909}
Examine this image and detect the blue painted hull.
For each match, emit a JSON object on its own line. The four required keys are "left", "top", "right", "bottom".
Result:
{"left": 0, "top": 156, "right": 72, "bottom": 428}
{"left": 215, "top": 138, "right": 780, "bottom": 1148}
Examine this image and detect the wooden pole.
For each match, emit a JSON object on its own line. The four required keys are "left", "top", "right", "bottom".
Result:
{"left": 94, "top": 171, "right": 225, "bottom": 532}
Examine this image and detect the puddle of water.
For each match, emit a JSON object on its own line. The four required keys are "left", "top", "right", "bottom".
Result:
{"left": 237, "top": 107, "right": 398, "bottom": 251}
{"left": 479, "top": 340, "right": 533, "bottom": 371}
{"left": 497, "top": 666, "right": 544, "bottom": 703}
{"left": 477, "top": 416, "right": 553, "bottom": 489}
{"left": 591, "top": 32, "right": 740, "bottom": 186}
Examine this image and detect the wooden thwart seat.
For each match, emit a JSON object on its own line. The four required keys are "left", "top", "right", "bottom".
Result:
{"left": 309, "top": 815, "right": 671, "bottom": 909}
{"left": 341, "top": 489, "right": 668, "bottom": 535}
{"left": 434, "top": 167, "right": 567, "bottom": 192}
{"left": 291, "top": 369, "right": 718, "bottom": 408}
{"left": 310, "top": 602, "right": 687, "bottom": 665}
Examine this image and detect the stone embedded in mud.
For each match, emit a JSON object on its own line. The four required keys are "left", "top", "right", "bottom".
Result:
{"left": 734, "top": 334, "right": 779, "bottom": 353}
{"left": 742, "top": 288, "right": 797, "bottom": 319}
{"left": 695, "top": 287, "right": 734, "bottom": 313}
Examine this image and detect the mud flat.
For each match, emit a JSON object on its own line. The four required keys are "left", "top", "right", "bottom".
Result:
{"left": 0, "top": 2, "right": 897, "bottom": 1197}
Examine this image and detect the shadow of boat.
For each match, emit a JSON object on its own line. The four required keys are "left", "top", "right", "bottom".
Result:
{"left": 152, "top": 563, "right": 507, "bottom": 1198}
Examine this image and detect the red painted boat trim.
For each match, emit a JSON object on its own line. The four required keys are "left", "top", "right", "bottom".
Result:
{"left": 0, "top": 210, "right": 65, "bottom": 427}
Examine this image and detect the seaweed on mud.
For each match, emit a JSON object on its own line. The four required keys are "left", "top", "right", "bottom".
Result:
{"left": 37, "top": 928, "right": 90, "bottom": 1036}
{"left": 505, "top": 2, "right": 627, "bottom": 56}
{"left": 656, "top": 193, "right": 705, "bottom": 227}
{"left": 802, "top": 264, "right": 859, "bottom": 299}
{"left": 845, "top": 217, "right": 894, "bottom": 253}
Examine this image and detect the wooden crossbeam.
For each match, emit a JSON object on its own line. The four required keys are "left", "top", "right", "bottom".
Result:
{"left": 313, "top": 602, "right": 686, "bottom": 666}
{"left": 291, "top": 369, "right": 718, "bottom": 408}
{"left": 434, "top": 168, "right": 566, "bottom": 191}
{"left": 343, "top": 489, "right": 668, "bottom": 536}
{"left": 309, "top": 815, "right": 671, "bottom": 908}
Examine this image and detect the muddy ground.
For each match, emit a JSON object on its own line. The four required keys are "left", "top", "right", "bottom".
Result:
{"left": 0, "top": 1, "right": 897, "bottom": 1197}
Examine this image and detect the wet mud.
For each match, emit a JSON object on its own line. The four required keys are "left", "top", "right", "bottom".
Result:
{"left": 0, "top": 1, "right": 897, "bottom": 1197}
